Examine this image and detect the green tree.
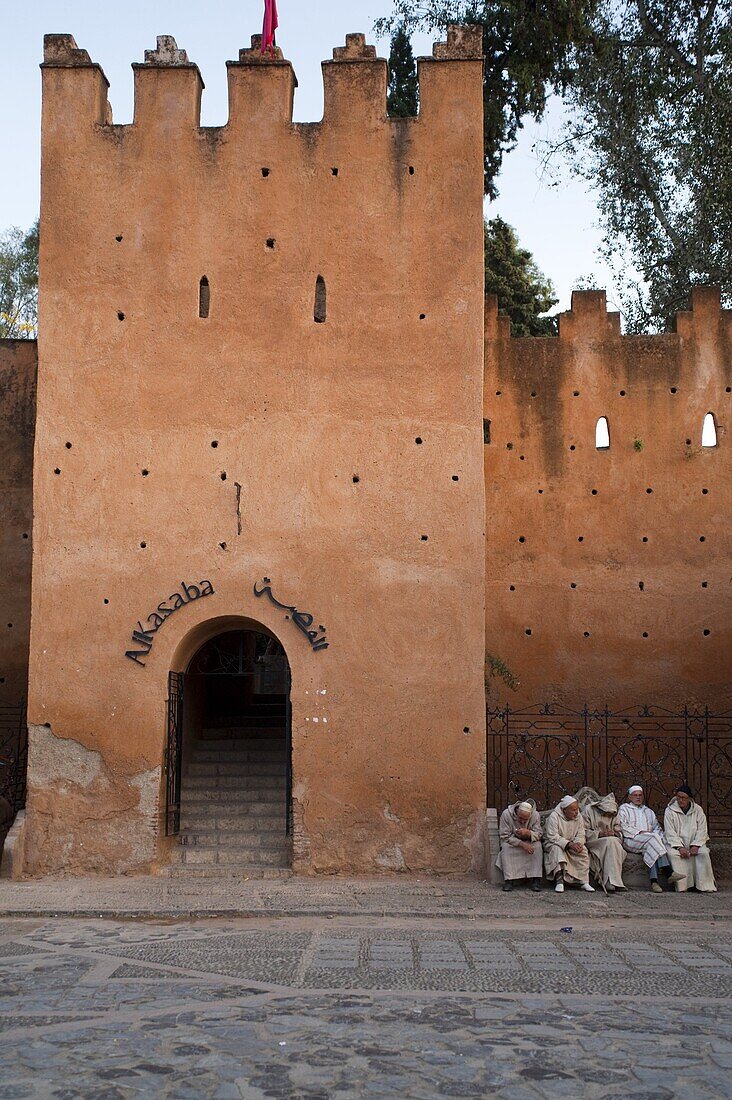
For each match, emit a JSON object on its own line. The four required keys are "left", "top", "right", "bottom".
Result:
{"left": 376, "top": 1, "right": 599, "bottom": 197}
{"left": 0, "top": 221, "right": 38, "bottom": 339}
{"left": 387, "top": 24, "right": 419, "bottom": 116}
{"left": 485, "top": 217, "right": 558, "bottom": 335}
{"left": 559, "top": 0, "right": 732, "bottom": 331}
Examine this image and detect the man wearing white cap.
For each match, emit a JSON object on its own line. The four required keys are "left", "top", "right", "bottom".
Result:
{"left": 618, "top": 784, "right": 679, "bottom": 892}
{"left": 543, "top": 795, "right": 594, "bottom": 893}
{"left": 496, "top": 798, "right": 543, "bottom": 892}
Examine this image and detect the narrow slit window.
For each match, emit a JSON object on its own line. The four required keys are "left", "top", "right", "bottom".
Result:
{"left": 483, "top": 418, "right": 491, "bottom": 444}
{"left": 314, "top": 275, "right": 326, "bottom": 323}
{"left": 199, "top": 276, "right": 210, "bottom": 319}
{"left": 702, "top": 411, "right": 718, "bottom": 447}
{"left": 595, "top": 416, "right": 610, "bottom": 449}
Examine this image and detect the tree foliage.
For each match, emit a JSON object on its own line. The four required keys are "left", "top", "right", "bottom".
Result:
{"left": 387, "top": 24, "right": 420, "bottom": 116}
{"left": 0, "top": 222, "right": 38, "bottom": 339}
{"left": 560, "top": 0, "right": 732, "bottom": 331}
{"left": 484, "top": 217, "right": 557, "bottom": 335}
{"left": 376, "top": 1, "right": 600, "bottom": 197}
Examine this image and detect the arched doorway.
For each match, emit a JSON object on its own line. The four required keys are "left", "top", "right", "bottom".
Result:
{"left": 165, "top": 627, "right": 291, "bottom": 874}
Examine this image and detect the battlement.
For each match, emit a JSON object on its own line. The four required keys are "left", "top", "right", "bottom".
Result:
{"left": 41, "top": 26, "right": 483, "bottom": 132}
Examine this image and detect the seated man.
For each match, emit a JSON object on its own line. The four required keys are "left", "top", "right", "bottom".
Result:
{"left": 664, "top": 783, "right": 717, "bottom": 893}
{"left": 543, "top": 795, "right": 594, "bottom": 893}
{"left": 582, "top": 793, "right": 626, "bottom": 893}
{"left": 618, "top": 783, "right": 679, "bottom": 892}
{"left": 496, "top": 799, "right": 543, "bottom": 892}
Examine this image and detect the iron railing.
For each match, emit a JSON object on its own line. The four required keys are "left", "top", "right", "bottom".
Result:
{"left": 0, "top": 702, "right": 27, "bottom": 816}
{"left": 165, "top": 672, "right": 184, "bottom": 836}
{"left": 487, "top": 703, "right": 732, "bottom": 836}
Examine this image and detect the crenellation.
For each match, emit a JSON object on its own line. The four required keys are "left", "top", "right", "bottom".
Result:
{"left": 431, "top": 24, "right": 484, "bottom": 60}
{"left": 236, "top": 34, "right": 287, "bottom": 64}
{"left": 332, "top": 34, "right": 378, "bottom": 61}
{"left": 43, "top": 33, "right": 95, "bottom": 68}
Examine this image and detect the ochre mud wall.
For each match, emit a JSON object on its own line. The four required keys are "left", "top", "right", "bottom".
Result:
{"left": 25, "top": 29, "right": 486, "bottom": 875}
{"left": 0, "top": 340, "right": 36, "bottom": 707}
{"left": 484, "top": 289, "right": 732, "bottom": 711}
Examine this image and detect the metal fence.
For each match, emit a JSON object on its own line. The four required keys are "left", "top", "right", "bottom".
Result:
{"left": 486, "top": 703, "right": 732, "bottom": 836}
{"left": 0, "top": 702, "right": 27, "bottom": 815}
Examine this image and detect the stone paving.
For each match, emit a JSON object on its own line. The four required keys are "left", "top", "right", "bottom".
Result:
{"left": 1, "top": 912, "right": 731, "bottom": 1097}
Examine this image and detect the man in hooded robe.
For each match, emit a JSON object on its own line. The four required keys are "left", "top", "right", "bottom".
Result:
{"left": 618, "top": 784, "right": 678, "bottom": 893}
{"left": 496, "top": 799, "right": 543, "bottom": 891}
{"left": 664, "top": 783, "right": 717, "bottom": 893}
{"left": 582, "top": 793, "right": 626, "bottom": 892}
{"left": 543, "top": 795, "right": 594, "bottom": 893}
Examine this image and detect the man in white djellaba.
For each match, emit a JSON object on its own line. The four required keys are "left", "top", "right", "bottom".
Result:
{"left": 496, "top": 799, "right": 543, "bottom": 892}
{"left": 582, "top": 793, "right": 627, "bottom": 893}
{"left": 664, "top": 783, "right": 717, "bottom": 893}
{"left": 543, "top": 795, "right": 594, "bottom": 893}
{"left": 618, "top": 784, "right": 682, "bottom": 893}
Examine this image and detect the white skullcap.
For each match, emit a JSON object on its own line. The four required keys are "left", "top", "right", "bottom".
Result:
{"left": 628, "top": 784, "right": 643, "bottom": 795}
{"left": 559, "top": 795, "right": 578, "bottom": 809}
{"left": 517, "top": 801, "right": 533, "bottom": 813}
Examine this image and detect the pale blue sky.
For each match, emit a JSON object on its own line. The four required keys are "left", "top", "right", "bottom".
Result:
{"left": 2, "top": 0, "right": 613, "bottom": 310}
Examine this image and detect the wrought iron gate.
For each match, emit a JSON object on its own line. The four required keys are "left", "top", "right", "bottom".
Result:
{"left": 0, "top": 702, "right": 27, "bottom": 816}
{"left": 486, "top": 703, "right": 732, "bottom": 836}
{"left": 285, "top": 667, "right": 293, "bottom": 837}
{"left": 165, "top": 672, "right": 184, "bottom": 836}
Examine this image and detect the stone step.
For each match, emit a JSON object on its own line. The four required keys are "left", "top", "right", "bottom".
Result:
{"left": 164, "top": 866, "right": 292, "bottom": 880}
{"left": 180, "top": 814, "right": 286, "bottom": 832}
{"left": 187, "top": 765, "right": 286, "bottom": 780}
{"left": 180, "top": 830, "right": 285, "bottom": 846}
{"left": 188, "top": 757, "right": 286, "bottom": 775}
{"left": 193, "top": 740, "right": 286, "bottom": 756}
{"left": 200, "top": 728, "right": 286, "bottom": 740}
{"left": 177, "top": 847, "right": 290, "bottom": 866}
{"left": 184, "top": 776, "right": 285, "bottom": 793}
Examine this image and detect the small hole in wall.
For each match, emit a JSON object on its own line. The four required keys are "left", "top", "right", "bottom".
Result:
{"left": 577, "top": 536, "right": 585, "bottom": 542}
{"left": 583, "top": 631, "right": 590, "bottom": 638}
{"left": 408, "top": 165, "right": 415, "bottom": 175}
{"left": 591, "top": 489, "right": 598, "bottom": 495}
{"left": 415, "top": 437, "right": 423, "bottom": 445}
{"left": 519, "top": 455, "right": 525, "bottom": 461}
{"left": 642, "top": 632, "right": 649, "bottom": 638}
{"left": 570, "top": 583, "right": 577, "bottom": 589}
{"left": 54, "top": 468, "right": 60, "bottom": 475}
{"left": 261, "top": 167, "right": 270, "bottom": 177}
{"left": 463, "top": 726, "right": 470, "bottom": 733}
{"left": 331, "top": 167, "right": 338, "bottom": 176}
{"left": 140, "top": 541, "right": 147, "bottom": 549}
{"left": 703, "top": 628, "right": 711, "bottom": 636}
{"left": 538, "top": 488, "right": 544, "bottom": 494}
{"left": 518, "top": 535, "right": 526, "bottom": 543}
{"left": 0, "top": 678, "right": 4, "bottom": 684}
{"left": 570, "top": 444, "right": 576, "bottom": 451}
{"left": 483, "top": 419, "right": 491, "bottom": 444}
{"left": 117, "top": 311, "right": 125, "bottom": 321}
{"left": 639, "top": 581, "right": 645, "bottom": 591}
{"left": 530, "top": 391, "right": 537, "bottom": 398}
{"left": 7, "top": 623, "right": 13, "bottom": 629}
{"left": 670, "top": 387, "right": 678, "bottom": 394}
{"left": 573, "top": 390, "right": 580, "bottom": 397}
{"left": 314, "top": 275, "right": 327, "bottom": 323}
{"left": 142, "top": 469, "right": 149, "bottom": 477}
{"left": 619, "top": 389, "right": 626, "bottom": 396}
{"left": 699, "top": 535, "right": 706, "bottom": 542}
{"left": 686, "top": 438, "right": 692, "bottom": 446}
{"left": 701, "top": 581, "right": 708, "bottom": 588}
{"left": 420, "top": 534, "right": 428, "bottom": 541}
{"left": 115, "top": 234, "right": 123, "bottom": 242}
{"left": 646, "top": 487, "right": 653, "bottom": 494}
{"left": 419, "top": 313, "right": 426, "bottom": 320}
{"left": 65, "top": 441, "right": 72, "bottom": 449}
{"left": 702, "top": 487, "right": 709, "bottom": 494}
{"left": 211, "top": 440, "right": 219, "bottom": 448}
{"left": 22, "top": 533, "right": 28, "bottom": 539}
{"left": 509, "top": 585, "right": 515, "bottom": 591}
{"left": 266, "top": 238, "right": 275, "bottom": 249}
{"left": 219, "top": 542, "right": 227, "bottom": 550}
{"left": 352, "top": 475, "right": 360, "bottom": 483}
{"left": 199, "top": 276, "right": 210, "bottom": 318}
{"left": 220, "top": 472, "right": 227, "bottom": 481}
{"left": 451, "top": 475, "right": 459, "bottom": 481}
{"left": 103, "top": 598, "right": 109, "bottom": 604}
{"left": 642, "top": 536, "right": 649, "bottom": 542}
{"left": 496, "top": 390, "right": 502, "bottom": 397}
{"left": 506, "top": 442, "right": 513, "bottom": 450}
{"left": 727, "top": 386, "right": 732, "bottom": 393}
{"left": 525, "top": 629, "right": 532, "bottom": 636}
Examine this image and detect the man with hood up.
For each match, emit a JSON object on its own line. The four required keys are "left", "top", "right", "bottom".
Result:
{"left": 496, "top": 799, "right": 543, "bottom": 891}
{"left": 582, "top": 793, "right": 626, "bottom": 893}
{"left": 664, "top": 783, "right": 717, "bottom": 893}
{"left": 543, "top": 795, "right": 594, "bottom": 893}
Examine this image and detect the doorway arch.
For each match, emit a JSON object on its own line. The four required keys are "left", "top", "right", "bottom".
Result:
{"left": 165, "top": 622, "right": 292, "bottom": 874}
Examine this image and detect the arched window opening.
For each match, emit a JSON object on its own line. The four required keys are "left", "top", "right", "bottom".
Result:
{"left": 199, "top": 276, "right": 210, "bottom": 319}
{"left": 702, "top": 411, "right": 718, "bottom": 447}
{"left": 314, "top": 275, "right": 326, "bottom": 324}
{"left": 595, "top": 416, "right": 610, "bottom": 449}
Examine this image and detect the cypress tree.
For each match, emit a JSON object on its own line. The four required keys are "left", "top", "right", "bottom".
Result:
{"left": 387, "top": 25, "right": 419, "bottom": 117}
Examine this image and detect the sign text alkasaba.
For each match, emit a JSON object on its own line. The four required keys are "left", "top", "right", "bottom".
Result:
{"left": 125, "top": 579, "right": 214, "bottom": 667}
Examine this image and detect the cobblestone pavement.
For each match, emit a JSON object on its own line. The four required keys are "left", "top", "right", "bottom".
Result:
{"left": 1, "top": 914, "right": 731, "bottom": 1098}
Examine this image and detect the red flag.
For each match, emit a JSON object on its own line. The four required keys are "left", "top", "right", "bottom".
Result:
{"left": 261, "top": 0, "right": 279, "bottom": 55}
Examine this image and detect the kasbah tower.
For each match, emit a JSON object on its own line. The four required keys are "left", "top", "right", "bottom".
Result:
{"left": 2, "top": 24, "right": 730, "bottom": 880}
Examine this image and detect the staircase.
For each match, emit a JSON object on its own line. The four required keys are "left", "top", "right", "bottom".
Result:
{"left": 168, "top": 703, "right": 291, "bottom": 878}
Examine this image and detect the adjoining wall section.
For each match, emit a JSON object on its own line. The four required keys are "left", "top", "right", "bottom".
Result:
{"left": 484, "top": 289, "right": 732, "bottom": 710}
{"left": 26, "top": 29, "right": 486, "bottom": 875}
{"left": 0, "top": 340, "right": 36, "bottom": 707}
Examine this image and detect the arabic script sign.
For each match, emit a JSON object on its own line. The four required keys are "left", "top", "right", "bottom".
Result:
{"left": 253, "top": 578, "right": 329, "bottom": 652}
